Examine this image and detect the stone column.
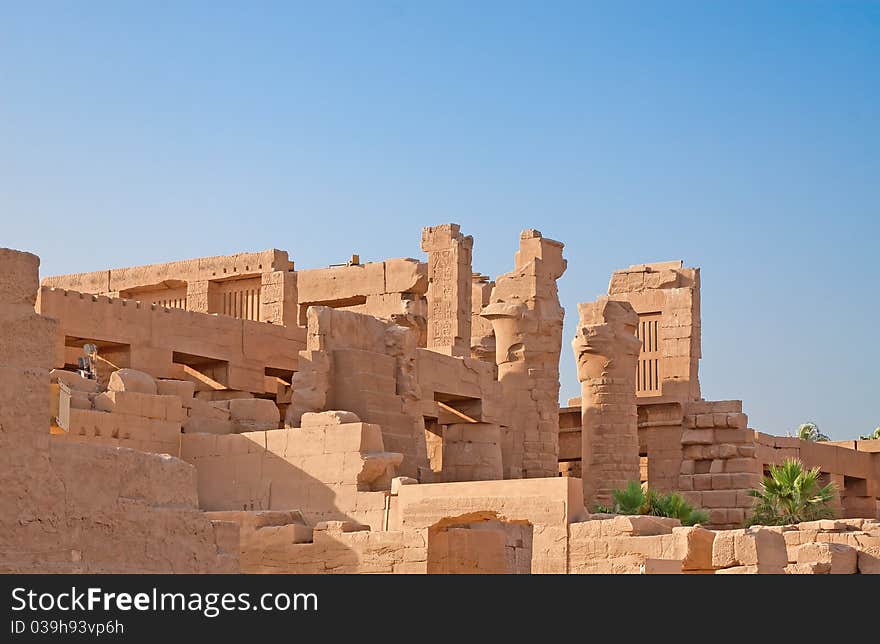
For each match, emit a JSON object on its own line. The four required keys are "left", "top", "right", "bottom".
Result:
{"left": 572, "top": 296, "right": 641, "bottom": 507}
{"left": 482, "top": 230, "right": 566, "bottom": 479}
{"left": 420, "top": 224, "right": 473, "bottom": 357}
{"left": 470, "top": 273, "right": 496, "bottom": 363}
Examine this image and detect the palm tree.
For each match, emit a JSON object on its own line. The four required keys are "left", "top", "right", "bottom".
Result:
{"left": 859, "top": 427, "right": 880, "bottom": 440}
{"left": 796, "top": 422, "right": 829, "bottom": 442}
{"left": 746, "top": 459, "right": 837, "bottom": 526}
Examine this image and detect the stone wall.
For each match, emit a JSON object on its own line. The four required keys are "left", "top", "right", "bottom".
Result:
{"left": 43, "top": 249, "right": 295, "bottom": 324}
{"left": 755, "top": 432, "right": 880, "bottom": 519}
{"left": 296, "top": 257, "right": 427, "bottom": 339}
{"left": 677, "top": 400, "right": 758, "bottom": 529}
{"left": 390, "top": 477, "right": 583, "bottom": 573}
{"left": 607, "top": 261, "right": 701, "bottom": 403}
{"left": 0, "top": 248, "right": 238, "bottom": 574}
{"left": 38, "top": 286, "right": 305, "bottom": 395}
{"left": 180, "top": 416, "right": 399, "bottom": 529}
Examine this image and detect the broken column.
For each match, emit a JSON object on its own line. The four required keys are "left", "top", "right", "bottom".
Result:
{"left": 573, "top": 296, "right": 642, "bottom": 507}
{"left": 420, "top": 224, "right": 473, "bottom": 357}
{"left": 470, "top": 273, "right": 496, "bottom": 364}
{"left": 482, "top": 230, "right": 566, "bottom": 478}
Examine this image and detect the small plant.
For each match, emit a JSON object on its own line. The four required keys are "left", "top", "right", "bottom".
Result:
{"left": 795, "top": 422, "right": 829, "bottom": 442}
{"left": 647, "top": 490, "right": 710, "bottom": 526}
{"left": 611, "top": 480, "right": 647, "bottom": 515}
{"left": 859, "top": 427, "right": 880, "bottom": 441}
{"left": 745, "top": 458, "right": 837, "bottom": 526}
{"left": 602, "top": 481, "right": 710, "bottom": 526}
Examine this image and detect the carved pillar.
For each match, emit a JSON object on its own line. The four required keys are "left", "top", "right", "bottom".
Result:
{"left": 482, "top": 230, "right": 566, "bottom": 479}
{"left": 572, "top": 296, "right": 642, "bottom": 507}
{"left": 420, "top": 224, "right": 473, "bottom": 357}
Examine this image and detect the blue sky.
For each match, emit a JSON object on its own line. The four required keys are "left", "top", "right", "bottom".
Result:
{"left": 1, "top": 2, "right": 877, "bottom": 439}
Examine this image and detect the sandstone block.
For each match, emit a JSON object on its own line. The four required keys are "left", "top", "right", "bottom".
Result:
{"left": 724, "top": 457, "right": 760, "bottom": 473}
{"left": 796, "top": 542, "right": 858, "bottom": 574}
{"left": 0, "top": 248, "right": 40, "bottom": 305}
{"left": 301, "top": 410, "right": 361, "bottom": 427}
{"left": 156, "top": 379, "right": 196, "bottom": 400}
{"left": 673, "top": 526, "right": 715, "bottom": 571}
{"left": 682, "top": 429, "right": 714, "bottom": 445}
{"left": 108, "top": 369, "right": 157, "bottom": 395}
{"left": 857, "top": 546, "right": 880, "bottom": 574}
{"left": 391, "top": 476, "right": 418, "bottom": 495}
{"left": 785, "top": 562, "right": 831, "bottom": 574}
{"left": 695, "top": 414, "right": 714, "bottom": 428}
{"left": 50, "top": 369, "right": 99, "bottom": 393}
{"left": 797, "top": 520, "right": 847, "bottom": 532}
{"left": 712, "top": 528, "right": 787, "bottom": 570}
{"left": 715, "top": 565, "right": 760, "bottom": 574}
{"left": 229, "top": 398, "right": 280, "bottom": 423}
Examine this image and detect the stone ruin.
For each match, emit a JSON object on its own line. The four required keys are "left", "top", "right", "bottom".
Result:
{"left": 1, "top": 224, "right": 878, "bottom": 574}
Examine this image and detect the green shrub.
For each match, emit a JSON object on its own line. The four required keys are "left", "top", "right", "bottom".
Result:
{"left": 745, "top": 458, "right": 837, "bottom": 526}
{"left": 611, "top": 480, "right": 647, "bottom": 515}
{"left": 601, "top": 481, "right": 710, "bottom": 526}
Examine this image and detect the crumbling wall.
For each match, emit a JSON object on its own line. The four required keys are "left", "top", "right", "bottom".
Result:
{"left": 482, "top": 230, "right": 566, "bottom": 479}
{"left": 607, "top": 261, "right": 701, "bottom": 403}
{"left": 286, "top": 306, "right": 427, "bottom": 478}
{"left": 568, "top": 516, "right": 702, "bottom": 574}
{"left": 781, "top": 519, "right": 880, "bottom": 574}
{"left": 470, "top": 273, "right": 496, "bottom": 364}
{"left": 390, "top": 477, "right": 583, "bottom": 573}
{"left": 0, "top": 248, "right": 238, "bottom": 573}
{"left": 43, "top": 249, "right": 295, "bottom": 324}
{"left": 37, "top": 286, "right": 305, "bottom": 395}
{"left": 677, "top": 400, "right": 758, "bottom": 529}
{"left": 217, "top": 517, "right": 427, "bottom": 574}
{"left": 295, "top": 257, "right": 427, "bottom": 339}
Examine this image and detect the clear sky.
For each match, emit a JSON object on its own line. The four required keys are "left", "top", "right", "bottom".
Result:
{"left": 2, "top": 2, "right": 877, "bottom": 440}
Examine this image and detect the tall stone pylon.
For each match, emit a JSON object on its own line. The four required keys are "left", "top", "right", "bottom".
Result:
{"left": 572, "top": 296, "right": 641, "bottom": 507}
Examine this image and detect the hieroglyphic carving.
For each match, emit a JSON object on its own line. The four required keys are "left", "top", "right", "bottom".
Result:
{"left": 421, "top": 225, "right": 473, "bottom": 357}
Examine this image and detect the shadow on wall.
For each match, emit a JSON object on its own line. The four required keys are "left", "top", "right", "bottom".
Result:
{"left": 178, "top": 421, "right": 396, "bottom": 530}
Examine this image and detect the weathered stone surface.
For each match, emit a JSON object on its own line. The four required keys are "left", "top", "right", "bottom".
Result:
{"left": 796, "top": 542, "right": 858, "bottom": 574}
{"left": 108, "top": 368, "right": 158, "bottom": 395}
{"left": 301, "top": 410, "right": 361, "bottom": 427}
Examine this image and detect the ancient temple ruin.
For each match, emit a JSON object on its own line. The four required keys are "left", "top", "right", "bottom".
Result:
{"left": 1, "top": 224, "right": 879, "bottom": 574}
